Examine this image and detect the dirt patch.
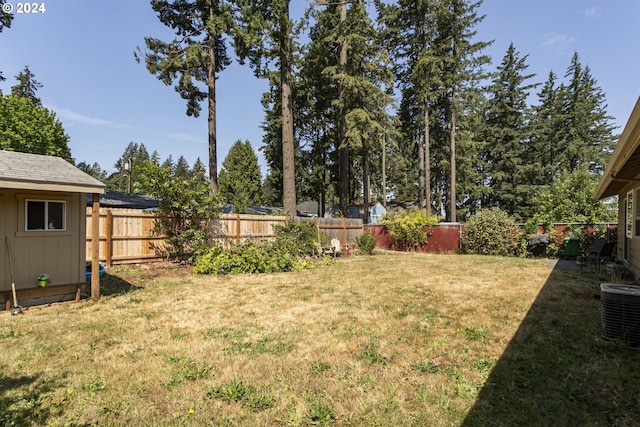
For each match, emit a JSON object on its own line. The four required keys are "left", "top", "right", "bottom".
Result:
{"left": 99, "top": 262, "right": 193, "bottom": 296}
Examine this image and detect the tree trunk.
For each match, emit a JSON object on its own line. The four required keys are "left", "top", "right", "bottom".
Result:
{"left": 418, "top": 130, "right": 425, "bottom": 209}
{"left": 281, "top": 0, "right": 296, "bottom": 216}
{"left": 363, "top": 140, "right": 370, "bottom": 224}
{"left": 381, "top": 133, "right": 387, "bottom": 208}
{"left": 449, "top": 96, "right": 457, "bottom": 222}
{"left": 207, "top": 7, "right": 217, "bottom": 195}
{"left": 338, "top": 0, "right": 349, "bottom": 217}
{"left": 424, "top": 106, "right": 431, "bottom": 215}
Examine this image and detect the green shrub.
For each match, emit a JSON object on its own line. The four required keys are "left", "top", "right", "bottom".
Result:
{"left": 461, "top": 208, "right": 520, "bottom": 256}
{"left": 381, "top": 209, "right": 439, "bottom": 250}
{"left": 273, "top": 221, "right": 321, "bottom": 257}
{"left": 355, "top": 232, "right": 377, "bottom": 255}
{"left": 193, "top": 221, "right": 324, "bottom": 275}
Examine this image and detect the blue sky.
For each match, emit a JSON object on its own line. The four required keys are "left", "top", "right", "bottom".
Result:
{"left": 0, "top": 0, "right": 638, "bottom": 176}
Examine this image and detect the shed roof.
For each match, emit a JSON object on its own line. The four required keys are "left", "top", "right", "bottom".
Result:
{"left": 85, "top": 192, "right": 159, "bottom": 209}
{"left": 595, "top": 97, "right": 640, "bottom": 199}
{"left": 0, "top": 150, "right": 105, "bottom": 193}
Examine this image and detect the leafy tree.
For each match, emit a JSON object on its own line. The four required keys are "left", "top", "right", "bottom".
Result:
{"left": 139, "top": 155, "right": 219, "bottom": 261}
{"left": 0, "top": 94, "right": 72, "bottom": 160}
{"left": 11, "top": 66, "right": 43, "bottom": 105}
{"left": 218, "top": 140, "right": 263, "bottom": 212}
{"left": 234, "top": 0, "right": 297, "bottom": 215}
{"left": 136, "top": 0, "right": 235, "bottom": 194}
{"left": 532, "top": 168, "right": 616, "bottom": 224}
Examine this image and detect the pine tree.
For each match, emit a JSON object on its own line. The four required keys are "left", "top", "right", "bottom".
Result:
{"left": 105, "top": 142, "right": 151, "bottom": 193}
{"left": 77, "top": 161, "right": 108, "bottom": 182}
{"left": 0, "top": 0, "right": 12, "bottom": 80}
{"left": 234, "top": 0, "right": 297, "bottom": 215}
{"left": 382, "top": 0, "right": 441, "bottom": 212}
{"left": 297, "top": 2, "right": 341, "bottom": 215}
{"left": 560, "top": 52, "right": 615, "bottom": 173}
{"left": 528, "top": 71, "right": 565, "bottom": 187}
{"left": 482, "top": 43, "right": 538, "bottom": 220}
{"left": 218, "top": 140, "right": 263, "bottom": 213}
{"left": 306, "top": 0, "right": 393, "bottom": 217}
{"left": 11, "top": 66, "right": 42, "bottom": 105}
{"left": 432, "top": 0, "right": 490, "bottom": 221}
{"left": 135, "top": 0, "right": 234, "bottom": 195}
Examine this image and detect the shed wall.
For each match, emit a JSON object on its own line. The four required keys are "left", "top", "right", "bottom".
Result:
{"left": 1, "top": 189, "right": 85, "bottom": 295}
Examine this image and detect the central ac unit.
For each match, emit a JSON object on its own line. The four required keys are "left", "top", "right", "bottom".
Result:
{"left": 601, "top": 283, "right": 640, "bottom": 346}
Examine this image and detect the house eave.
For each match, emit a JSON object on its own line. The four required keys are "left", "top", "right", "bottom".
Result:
{"left": 595, "top": 96, "right": 640, "bottom": 199}
{"left": 0, "top": 179, "right": 105, "bottom": 194}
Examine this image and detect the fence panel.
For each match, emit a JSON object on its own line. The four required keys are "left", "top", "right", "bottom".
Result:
{"left": 211, "top": 214, "right": 288, "bottom": 248}
{"left": 86, "top": 208, "right": 166, "bottom": 265}
{"left": 87, "top": 210, "right": 364, "bottom": 264}
{"left": 295, "top": 217, "right": 363, "bottom": 246}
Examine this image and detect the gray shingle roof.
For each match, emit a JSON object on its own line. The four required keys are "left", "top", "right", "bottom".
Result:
{"left": 0, "top": 150, "right": 105, "bottom": 193}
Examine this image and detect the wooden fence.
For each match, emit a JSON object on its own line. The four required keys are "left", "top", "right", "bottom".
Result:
{"left": 86, "top": 208, "right": 363, "bottom": 265}
{"left": 85, "top": 208, "right": 166, "bottom": 265}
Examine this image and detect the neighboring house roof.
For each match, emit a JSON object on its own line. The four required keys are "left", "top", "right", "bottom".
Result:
{"left": 595, "top": 96, "right": 640, "bottom": 199}
{"left": 85, "top": 192, "right": 159, "bottom": 209}
{"left": 0, "top": 150, "right": 105, "bottom": 193}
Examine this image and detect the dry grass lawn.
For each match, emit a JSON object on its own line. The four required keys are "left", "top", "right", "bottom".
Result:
{"left": 1, "top": 252, "right": 639, "bottom": 426}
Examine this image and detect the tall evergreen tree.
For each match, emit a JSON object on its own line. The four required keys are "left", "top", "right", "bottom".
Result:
{"left": 382, "top": 0, "right": 442, "bottom": 212}
{"left": 0, "top": 0, "right": 12, "bottom": 81}
{"left": 11, "top": 66, "right": 42, "bottom": 105}
{"left": 528, "top": 71, "right": 565, "bottom": 187}
{"left": 105, "top": 142, "right": 151, "bottom": 193}
{"left": 218, "top": 140, "right": 263, "bottom": 212}
{"left": 234, "top": 0, "right": 297, "bottom": 215}
{"left": 560, "top": 52, "right": 615, "bottom": 173}
{"left": 77, "top": 161, "right": 108, "bottom": 182}
{"left": 482, "top": 43, "right": 538, "bottom": 220}
{"left": 135, "top": 0, "right": 234, "bottom": 195}
{"left": 305, "top": 0, "right": 393, "bottom": 217}
{"left": 432, "top": 0, "right": 490, "bottom": 221}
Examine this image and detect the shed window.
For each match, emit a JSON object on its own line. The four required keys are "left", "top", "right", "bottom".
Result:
{"left": 26, "top": 200, "right": 66, "bottom": 231}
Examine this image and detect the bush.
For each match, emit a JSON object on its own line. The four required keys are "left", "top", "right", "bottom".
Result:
{"left": 381, "top": 209, "right": 439, "bottom": 250}
{"left": 355, "top": 232, "right": 377, "bottom": 255}
{"left": 273, "top": 221, "right": 320, "bottom": 257}
{"left": 193, "top": 241, "right": 297, "bottom": 275}
{"left": 193, "top": 221, "right": 324, "bottom": 276}
{"left": 461, "top": 208, "right": 521, "bottom": 256}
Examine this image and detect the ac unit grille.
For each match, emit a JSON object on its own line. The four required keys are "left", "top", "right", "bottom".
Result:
{"left": 601, "top": 283, "right": 640, "bottom": 346}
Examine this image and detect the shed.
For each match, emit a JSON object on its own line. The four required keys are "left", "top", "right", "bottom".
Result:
{"left": 369, "top": 202, "right": 387, "bottom": 225}
{"left": 0, "top": 150, "right": 105, "bottom": 310}
{"left": 595, "top": 96, "right": 640, "bottom": 276}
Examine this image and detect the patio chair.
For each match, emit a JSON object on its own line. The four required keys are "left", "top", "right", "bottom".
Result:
{"left": 330, "top": 238, "right": 343, "bottom": 257}
{"left": 586, "top": 238, "right": 615, "bottom": 271}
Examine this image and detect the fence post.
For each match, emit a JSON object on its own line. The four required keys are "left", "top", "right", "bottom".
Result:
{"left": 342, "top": 218, "right": 347, "bottom": 247}
{"left": 236, "top": 214, "right": 241, "bottom": 244}
{"left": 106, "top": 209, "right": 113, "bottom": 266}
